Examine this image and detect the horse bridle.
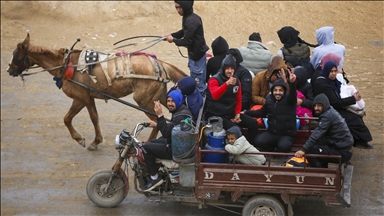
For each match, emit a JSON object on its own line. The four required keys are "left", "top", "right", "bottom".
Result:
{"left": 9, "top": 47, "right": 30, "bottom": 77}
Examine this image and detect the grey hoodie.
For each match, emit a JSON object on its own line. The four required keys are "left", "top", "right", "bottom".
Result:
{"left": 310, "top": 26, "right": 345, "bottom": 70}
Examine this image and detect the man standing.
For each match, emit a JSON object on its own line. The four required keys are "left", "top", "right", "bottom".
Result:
{"left": 165, "top": 0, "right": 209, "bottom": 95}
{"left": 295, "top": 93, "right": 353, "bottom": 168}
{"left": 205, "top": 54, "right": 259, "bottom": 145}
{"left": 243, "top": 69, "right": 297, "bottom": 153}
{"left": 142, "top": 90, "right": 192, "bottom": 192}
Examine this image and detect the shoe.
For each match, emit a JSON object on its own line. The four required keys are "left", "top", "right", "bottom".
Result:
{"left": 353, "top": 142, "right": 374, "bottom": 149}
{"left": 142, "top": 176, "right": 164, "bottom": 192}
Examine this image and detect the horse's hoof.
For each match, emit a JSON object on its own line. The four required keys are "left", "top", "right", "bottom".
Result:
{"left": 80, "top": 138, "right": 86, "bottom": 148}
{"left": 87, "top": 144, "right": 98, "bottom": 151}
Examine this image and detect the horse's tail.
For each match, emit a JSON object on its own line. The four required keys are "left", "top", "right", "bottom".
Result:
{"left": 159, "top": 60, "right": 188, "bottom": 83}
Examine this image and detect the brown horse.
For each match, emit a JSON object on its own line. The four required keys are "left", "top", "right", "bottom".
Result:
{"left": 6, "top": 33, "right": 188, "bottom": 150}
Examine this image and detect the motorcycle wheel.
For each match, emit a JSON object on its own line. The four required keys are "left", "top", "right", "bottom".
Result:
{"left": 86, "top": 169, "right": 126, "bottom": 208}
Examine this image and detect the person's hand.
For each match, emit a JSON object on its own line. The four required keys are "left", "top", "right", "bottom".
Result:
{"left": 353, "top": 91, "right": 362, "bottom": 101}
{"left": 162, "top": 34, "right": 170, "bottom": 41}
{"left": 154, "top": 100, "right": 163, "bottom": 117}
{"left": 288, "top": 67, "right": 296, "bottom": 83}
{"left": 297, "top": 98, "right": 303, "bottom": 106}
{"left": 295, "top": 150, "right": 305, "bottom": 158}
{"left": 226, "top": 77, "right": 237, "bottom": 86}
{"left": 166, "top": 35, "right": 174, "bottom": 43}
{"left": 231, "top": 114, "right": 241, "bottom": 123}
{"left": 278, "top": 68, "right": 287, "bottom": 82}
{"left": 148, "top": 120, "right": 157, "bottom": 128}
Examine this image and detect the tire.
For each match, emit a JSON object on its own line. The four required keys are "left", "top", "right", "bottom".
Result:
{"left": 86, "top": 169, "right": 126, "bottom": 208}
{"left": 242, "top": 194, "right": 286, "bottom": 216}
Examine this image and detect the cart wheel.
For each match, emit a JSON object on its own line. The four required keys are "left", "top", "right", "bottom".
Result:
{"left": 242, "top": 194, "right": 286, "bottom": 216}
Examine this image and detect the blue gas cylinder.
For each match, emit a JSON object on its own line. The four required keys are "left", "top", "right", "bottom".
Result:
{"left": 203, "top": 132, "right": 226, "bottom": 163}
{"left": 171, "top": 121, "right": 195, "bottom": 163}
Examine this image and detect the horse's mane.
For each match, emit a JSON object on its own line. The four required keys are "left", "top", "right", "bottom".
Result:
{"left": 159, "top": 60, "right": 188, "bottom": 83}
{"left": 27, "top": 43, "right": 65, "bottom": 59}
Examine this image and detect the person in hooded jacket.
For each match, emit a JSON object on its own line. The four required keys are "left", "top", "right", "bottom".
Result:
{"left": 227, "top": 48, "right": 253, "bottom": 110}
{"left": 251, "top": 56, "right": 290, "bottom": 106}
{"left": 165, "top": 0, "right": 209, "bottom": 96}
{"left": 294, "top": 66, "right": 314, "bottom": 109}
{"left": 142, "top": 90, "right": 192, "bottom": 192}
{"left": 243, "top": 69, "right": 297, "bottom": 153}
{"left": 206, "top": 36, "right": 229, "bottom": 82}
{"left": 239, "top": 32, "right": 273, "bottom": 76}
{"left": 225, "top": 126, "right": 266, "bottom": 165}
{"left": 310, "top": 26, "right": 346, "bottom": 71}
{"left": 205, "top": 54, "right": 259, "bottom": 145}
{"left": 313, "top": 61, "right": 373, "bottom": 149}
{"left": 168, "top": 76, "right": 203, "bottom": 122}
{"left": 276, "top": 26, "right": 314, "bottom": 61}
{"left": 310, "top": 52, "right": 343, "bottom": 87}
{"left": 295, "top": 93, "right": 353, "bottom": 168}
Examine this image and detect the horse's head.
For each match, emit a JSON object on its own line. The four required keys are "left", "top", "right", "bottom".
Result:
{"left": 7, "top": 33, "right": 31, "bottom": 77}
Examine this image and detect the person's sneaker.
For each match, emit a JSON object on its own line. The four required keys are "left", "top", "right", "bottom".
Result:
{"left": 353, "top": 142, "right": 374, "bottom": 149}
{"left": 142, "top": 176, "right": 164, "bottom": 192}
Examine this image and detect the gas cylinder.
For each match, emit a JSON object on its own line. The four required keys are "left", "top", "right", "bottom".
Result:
{"left": 171, "top": 119, "right": 195, "bottom": 163}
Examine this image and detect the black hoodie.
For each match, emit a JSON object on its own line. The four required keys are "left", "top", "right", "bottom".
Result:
{"left": 245, "top": 77, "right": 297, "bottom": 136}
{"left": 227, "top": 48, "right": 252, "bottom": 110}
{"left": 172, "top": 0, "right": 209, "bottom": 61}
{"left": 206, "top": 36, "right": 229, "bottom": 82}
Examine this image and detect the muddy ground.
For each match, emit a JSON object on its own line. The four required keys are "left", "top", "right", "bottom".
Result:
{"left": 1, "top": 1, "right": 383, "bottom": 215}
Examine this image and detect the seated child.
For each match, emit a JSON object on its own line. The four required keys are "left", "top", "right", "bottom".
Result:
{"left": 296, "top": 90, "right": 313, "bottom": 129}
{"left": 224, "top": 126, "right": 266, "bottom": 165}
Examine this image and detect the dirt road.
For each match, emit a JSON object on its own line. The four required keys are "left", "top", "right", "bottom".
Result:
{"left": 1, "top": 1, "right": 383, "bottom": 215}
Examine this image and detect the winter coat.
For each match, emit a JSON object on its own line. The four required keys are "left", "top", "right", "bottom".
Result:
{"left": 171, "top": 1, "right": 209, "bottom": 61}
{"left": 239, "top": 41, "right": 273, "bottom": 75}
{"left": 157, "top": 104, "right": 192, "bottom": 143}
{"left": 206, "top": 36, "right": 229, "bottom": 82}
{"left": 227, "top": 48, "right": 253, "bottom": 110}
{"left": 206, "top": 55, "right": 242, "bottom": 117}
{"left": 246, "top": 78, "right": 297, "bottom": 136}
{"left": 301, "top": 93, "right": 353, "bottom": 153}
{"left": 251, "top": 56, "right": 289, "bottom": 105}
{"left": 224, "top": 126, "right": 266, "bottom": 165}
{"left": 294, "top": 66, "right": 314, "bottom": 109}
{"left": 176, "top": 76, "right": 203, "bottom": 121}
{"left": 310, "top": 26, "right": 346, "bottom": 70}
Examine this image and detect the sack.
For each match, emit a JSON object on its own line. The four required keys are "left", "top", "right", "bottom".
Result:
{"left": 285, "top": 157, "right": 309, "bottom": 167}
{"left": 250, "top": 105, "right": 265, "bottom": 127}
{"left": 346, "top": 107, "right": 366, "bottom": 118}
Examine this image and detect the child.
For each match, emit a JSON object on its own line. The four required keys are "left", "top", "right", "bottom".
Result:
{"left": 296, "top": 90, "right": 313, "bottom": 129}
{"left": 225, "top": 126, "right": 266, "bottom": 165}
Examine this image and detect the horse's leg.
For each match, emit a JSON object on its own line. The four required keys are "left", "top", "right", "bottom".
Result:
{"left": 64, "top": 99, "right": 87, "bottom": 147}
{"left": 85, "top": 98, "right": 103, "bottom": 151}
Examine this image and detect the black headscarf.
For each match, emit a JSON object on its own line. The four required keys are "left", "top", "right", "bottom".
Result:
{"left": 277, "top": 26, "right": 300, "bottom": 48}
{"left": 319, "top": 61, "right": 341, "bottom": 94}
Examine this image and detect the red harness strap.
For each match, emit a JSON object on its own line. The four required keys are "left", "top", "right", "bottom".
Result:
{"left": 64, "top": 61, "right": 74, "bottom": 79}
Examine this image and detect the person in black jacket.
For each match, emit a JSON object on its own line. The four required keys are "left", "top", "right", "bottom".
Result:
{"left": 243, "top": 69, "right": 297, "bottom": 153}
{"left": 206, "top": 36, "right": 229, "bottom": 82}
{"left": 165, "top": 0, "right": 209, "bottom": 96}
{"left": 313, "top": 61, "right": 373, "bottom": 149}
{"left": 295, "top": 93, "right": 353, "bottom": 168}
{"left": 142, "top": 90, "right": 192, "bottom": 192}
{"left": 227, "top": 48, "right": 253, "bottom": 110}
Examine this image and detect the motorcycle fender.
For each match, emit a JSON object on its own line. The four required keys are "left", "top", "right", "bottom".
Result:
{"left": 117, "top": 168, "right": 129, "bottom": 198}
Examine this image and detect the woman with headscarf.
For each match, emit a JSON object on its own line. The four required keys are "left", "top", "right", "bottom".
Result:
{"left": 313, "top": 61, "right": 373, "bottom": 149}
{"left": 311, "top": 52, "right": 342, "bottom": 87}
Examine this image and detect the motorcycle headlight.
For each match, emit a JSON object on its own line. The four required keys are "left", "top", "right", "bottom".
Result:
{"left": 115, "top": 135, "right": 124, "bottom": 149}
